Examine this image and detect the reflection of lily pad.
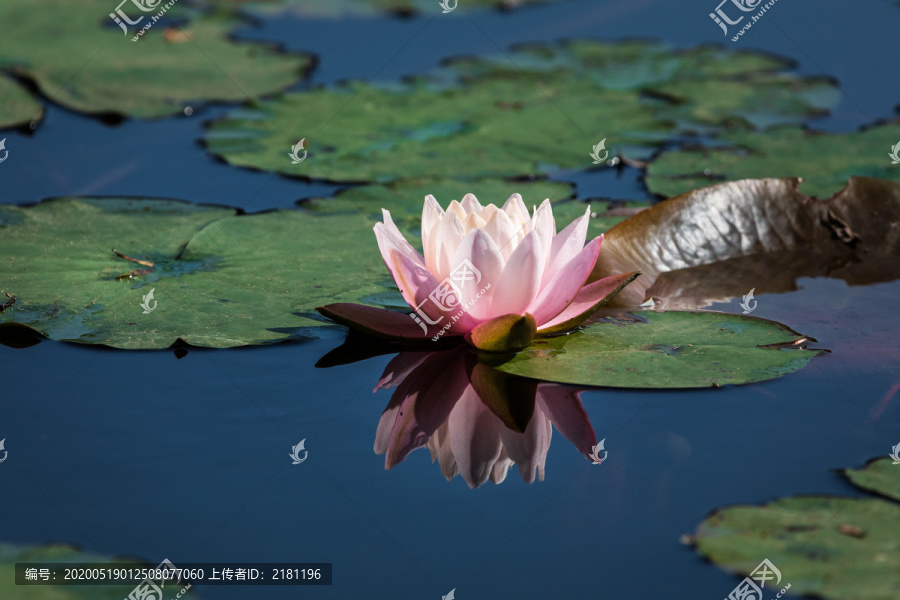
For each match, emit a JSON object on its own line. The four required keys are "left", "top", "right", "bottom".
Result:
{"left": 592, "top": 177, "right": 900, "bottom": 308}
{"left": 205, "top": 41, "right": 838, "bottom": 183}
{"left": 693, "top": 458, "right": 900, "bottom": 600}
{"left": 0, "top": 542, "right": 200, "bottom": 599}
{"left": 0, "top": 0, "right": 312, "bottom": 119}
{"left": 0, "top": 198, "right": 386, "bottom": 348}
{"left": 646, "top": 123, "right": 900, "bottom": 199}
{"left": 486, "top": 310, "right": 822, "bottom": 388}
{"left": 0, "top": 76, "right": 41, "bottom": 129}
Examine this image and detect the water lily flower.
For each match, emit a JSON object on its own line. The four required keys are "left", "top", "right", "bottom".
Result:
{"left": 373, "top": 348, "right": 597, "bottom": 488}
{"left": 318, "top": 193, "right": 638, "bottom": 351}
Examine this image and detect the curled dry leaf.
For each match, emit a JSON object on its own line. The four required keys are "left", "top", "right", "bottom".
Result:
{"left": 591, "top": 177, "right": 900, "bottom": 308}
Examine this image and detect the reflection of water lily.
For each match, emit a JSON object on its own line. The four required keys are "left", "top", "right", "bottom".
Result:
{"left": 373, "top": 348, "right": 597, "bottom": 488}
{"left": 318, "top": 194, "right": 638, "bottom": 352}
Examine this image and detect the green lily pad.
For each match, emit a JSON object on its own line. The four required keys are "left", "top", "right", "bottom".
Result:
{"left": 845, "top": 457, "right": 900, "bottom": 501}
{"left": 0, "top": 0, "right": 312, "bottom": 119}
{"left": 692, "top": 458, "right": 900, "bottom": 600}
{"left": 591, "top": 176, "right": 900, "bottom": 308}
{"left": 205, "top": 41, "right": 837, "bottom": 183}
{"left": 0, "top": 542, "right": 200, "bottom": 599}
{"left": 0, "top": 75, "right": 41, "bottom": 129}
{"left": 646, "top": 123, "right": 900, "bottom": 199}
{"left": 450, "top": 41, "right": 838, "bottom": 130}
{"left": 484, "top": 310, "right": 822, "bottom": 388}
{"left": 0, "top": 198, "right": 387, "bottom": 348}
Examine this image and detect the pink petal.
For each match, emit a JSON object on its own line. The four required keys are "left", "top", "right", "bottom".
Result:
{"left": 543, "top": 207, "right": 590, "bottom": 286}
{"left": 389, "top": 249, "right": 468, "bottom": 332}
{"left": 448, "top": 388, "right": 505, "bottom": 488}
{"left": 460, "top": 193, "right": 482, "bottom": 214}
{"left": 428, "top": 421, "right": 459, "bottom": 481}
{"left": 374, "top": 351, "right": 432, "bottom": 392}
{"left": 433, "top": 210, "right": 466, "bottom": 280}
{"left": 530, "top": 199, "right": 555, "bottom": 262}
{"left": 446, "top": 199, "right": 467, "bottom": 222}
{"left": 490, "top": 230, "right": 545, "bottom": 316}
{"left": 483, "top": 207, "right": 520, "bottom": 262}
{"left": 490, "top": 447, "right": 513, "bottom": 484}
{"left": 478, "top": 204, "right": 498, "bottom": 224}
{"left": 537, "top": 271, "right": 639, "bottom": 333}
{"left": 497, "top": 409, "right": 552, "bottom": 483}
{"left": 449, "top": 229, "right": 504, "bottom": 324}
{"left": 527, "top": 236, "right": 603, "bottom": 325}
{"left": 383, "top": 350, "right": 470, "bottom": 468}
{"left": 464, "top": 211, "right": 488, "bottom": 232}
{"left": 502, "top": 193, "right": 530, "bottom": 229}
{"left": 422, "top": 195, "right": 444, "bottom": 265}
{"left": 536, "top": 385, "right": 597, "bottom": 458}
{"left": 374, "top": 210, "right": 425, "bottom": 269}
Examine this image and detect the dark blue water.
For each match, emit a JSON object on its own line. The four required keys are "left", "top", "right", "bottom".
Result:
{"left": 3, "top": 0, "right": 900, "bottom": 598}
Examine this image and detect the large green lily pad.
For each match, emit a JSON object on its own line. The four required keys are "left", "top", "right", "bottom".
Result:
{"left": 591, "top": 177, "right": 900, "bottom": 308}
{"left": 0, "top": 76, "right": 41, "bottom": 129}
{"left": 0, "top": 542, "right": 200, "bottom": 599}
{"left": 692, "top": 458, "right": 900, "bottom": 600}
{"left": 646, "top": 123, "right": 900, "bottom": 199}
{"left": 0, "top": 0, "right": 312, "bottom": 119}
{"left": 0, "top": 198, "right": 387, "bottom": 348}
{"left": 204, "top": 41, "right": 838, "bottom": 183}
{"left": 484, "top": 310, "right": 822, "bottom": 388}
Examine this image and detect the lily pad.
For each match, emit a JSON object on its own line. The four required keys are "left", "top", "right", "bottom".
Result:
{"left": 646, "top": 123, "right": 900, "bottom": 199}
{"left": 0, "top": 75, "right": 41, "bottom": 129}
{"left": 0, "top": 197, "right": 387, "bottom": 348}
{"left": 0, "top": 541, "right": 200, "bottom": 599}
{"left": 484, "top": 310, "right": 822, "bottom": 388}
{"left": 692, "top": 458, "right": 900, "bottom": 600}
{"left": 591, "top": 177, "right": 900, "bottom": 308}
{"left": 845, "top": 457, "right": 900, "bottom": 501}
{"left": 204, "top": 41, "right": 838, "bottom": 183}
{"left": 0, "top": 0, "right": 312, "bottom": 119}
